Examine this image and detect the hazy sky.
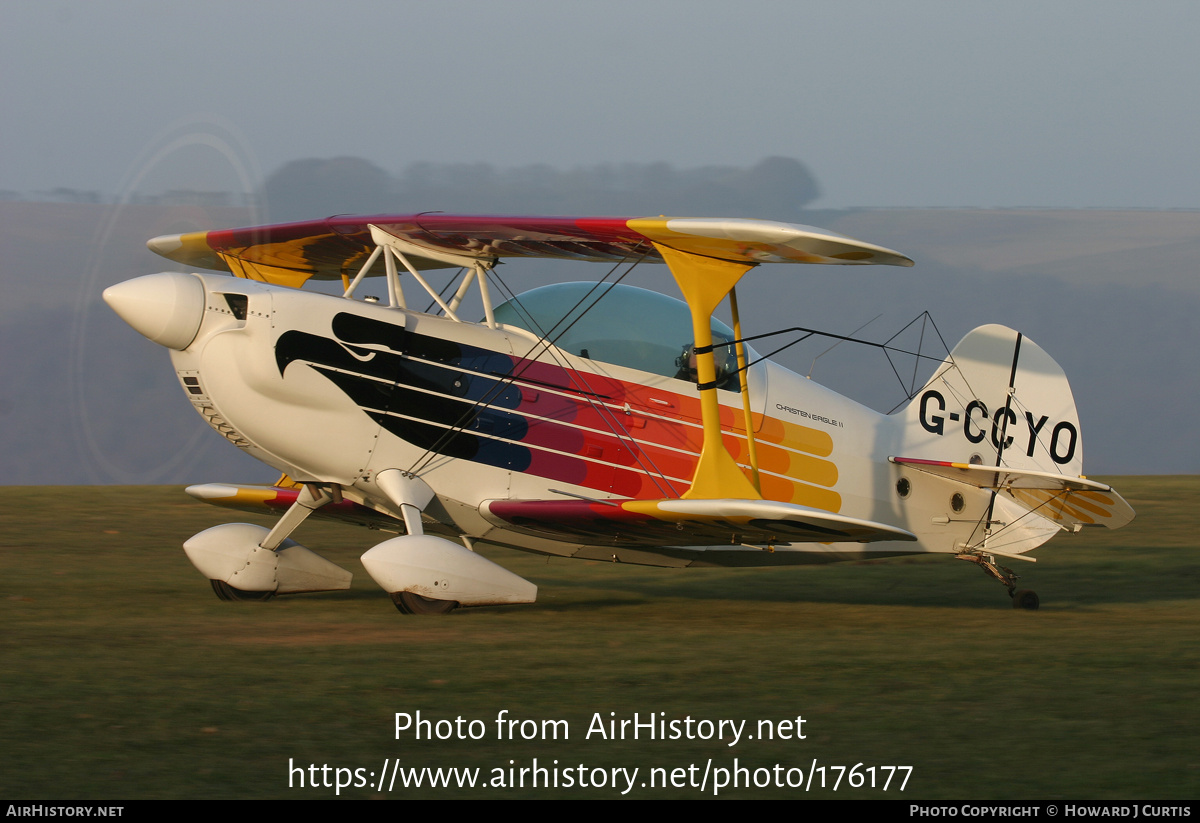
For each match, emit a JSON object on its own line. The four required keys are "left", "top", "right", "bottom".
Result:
{"left": 4, "top": 0, "right": 1200, "bottom": 209}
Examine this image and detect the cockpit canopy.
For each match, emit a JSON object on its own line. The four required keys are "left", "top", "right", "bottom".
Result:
{"left": 493, "top": 282, "right": 752, "bottom": 389}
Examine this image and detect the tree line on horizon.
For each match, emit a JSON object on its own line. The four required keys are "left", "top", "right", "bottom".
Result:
{"left": 262, "top": 156, "right": 820, "bottom": 222}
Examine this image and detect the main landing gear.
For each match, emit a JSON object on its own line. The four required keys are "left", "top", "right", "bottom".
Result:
{"left": 184, "top": 484, "right": 354, "bottom": 601}
{"left": 183, "top": 471, "right": 537, "bottom": 614}
{"left": 359, "top": 470, "right": 537, "bottom": 615}
{"left": 956, "top": 552, "right": 1040, "bottom": 610}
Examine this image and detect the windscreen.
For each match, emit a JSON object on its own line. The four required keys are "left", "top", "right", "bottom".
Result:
{"left": 493, "top": 282, "right": 752, "bottom": 388}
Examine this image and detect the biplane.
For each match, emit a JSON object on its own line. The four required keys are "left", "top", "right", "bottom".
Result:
{"left": 104, "top": 214, "right": 1133, "bottom": 613}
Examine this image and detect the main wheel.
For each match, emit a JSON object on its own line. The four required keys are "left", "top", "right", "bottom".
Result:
{"left": 390, "top": 591, "right": 458, "bottom": 615}
{"left": 211, "top": 579, "right": 276, "bottom": 602}
{"left": 1011, "top": 589, "right": 1040, "bottom": 610}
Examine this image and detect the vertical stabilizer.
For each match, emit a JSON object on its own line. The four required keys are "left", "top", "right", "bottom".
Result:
{"left": 902, "top": 324, "right": 1083, "bottom": 476}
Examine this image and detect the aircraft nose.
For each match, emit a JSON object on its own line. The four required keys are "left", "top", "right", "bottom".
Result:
{"left": 103, "top": 272, "right": 206, "bottom": 350}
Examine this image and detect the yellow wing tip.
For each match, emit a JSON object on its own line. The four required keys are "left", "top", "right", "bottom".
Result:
{"left": 147, "top": 230, "right": 228, "bottom": 271}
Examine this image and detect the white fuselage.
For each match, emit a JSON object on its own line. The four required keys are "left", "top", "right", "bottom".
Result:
{"left": 165, "top": 273, "right": 1003, "bottom": 567}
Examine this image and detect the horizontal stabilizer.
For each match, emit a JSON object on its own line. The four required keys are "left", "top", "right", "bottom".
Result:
{"left": 889, "top": 457, "right": 1134, "bottom": 529}
{"left": 482, "top": 497, "right": 916, "bottom": 547}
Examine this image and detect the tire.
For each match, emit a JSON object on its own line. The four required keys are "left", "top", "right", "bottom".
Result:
{"left": 211, "top": 579, "right": 276, "bottom": 602}
{"left": 390, "top": 591, "right": 458, "bottom": 615}
{"left": 1011, "top": 589, "right": 1040, "bottom": 610}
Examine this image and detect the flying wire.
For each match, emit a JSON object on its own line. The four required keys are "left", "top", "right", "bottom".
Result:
{"left": 806, "top": 314, "right": 882, "bottom": 379}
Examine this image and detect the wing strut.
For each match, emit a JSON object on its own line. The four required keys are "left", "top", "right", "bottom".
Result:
{"left": 729, "top": 287, "right": 761, "bottom": 492}
{"left": 653, "top": 243, "right": 761, "bottom": 500}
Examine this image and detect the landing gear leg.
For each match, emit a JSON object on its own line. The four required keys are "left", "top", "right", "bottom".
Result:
{"left": 374, "top": 469, "right": 434, "bottom": 539}
{"left": 258, "top": 483, "right": 334, "bottom": 551}
{"left": 362, "top": 470, "right": 535, "bottom": 614}
{"left": 956, "top": 552, "right": 1039, "bottom": 610}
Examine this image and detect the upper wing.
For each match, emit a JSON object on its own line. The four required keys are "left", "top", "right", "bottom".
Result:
{"left": 147, "top": 214, "right": 913, "bottom": 288}
{"left": 889, "top": 456, "right": 1135, "bottom": 529}
{"left": 481, "top": 497, "right": 917, "bottom": 547}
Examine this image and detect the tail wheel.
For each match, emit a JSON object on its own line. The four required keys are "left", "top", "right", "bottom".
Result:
{"left": 210, "top": 579, "right": 276, "bottom": 602}
{"left": 1011, "top": 589, "right": 1040, "bottom": 610}
{"left": 390, "top": 591, "right": 458, "bottom": 615}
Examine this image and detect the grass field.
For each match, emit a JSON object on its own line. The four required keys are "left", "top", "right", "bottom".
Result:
{"left": 1, "top": 478, "right": 1196, "bottom": 799}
